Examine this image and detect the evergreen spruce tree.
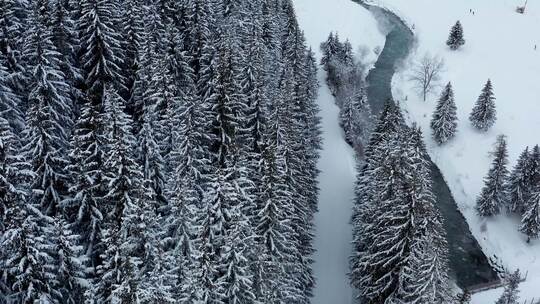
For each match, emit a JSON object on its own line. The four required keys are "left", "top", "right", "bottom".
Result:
{"left": 0, "top": 112, "right": 26, "bottom": 233}
{"left": 23, "top": 1, "right": 72, "bottom": 217}
{"left": 530, "top": 145, "right": 540, "bottom": 186}
{"left": 2, "top": 205, "right": 59, "bottom": 303}
{"left": 0, "top": 53, "right": 25, "bottom": 134}
{"left": 0, "top": 112, "right": 30, "bottom": 298}
{"left": 495, "top": 270, "right": 521, "bottom": 304}
{"left": 101, "top": 85, "right": 142, "bottom": 227}
{"left": 340, "top": 88, "right": 371, "bottom": 148}
{"left": 51, "top": 219, "right": 89, "bottom": 304}
{"left": 63, "top": 95, "right": 105, "bottom": 269}
{"left": 0, "top": 0, "right": 27, "bottom": 104}
{"left": 77, "top": 0, "right": 124, "bottom": 106}
{"left": 508, "top": 147, "right": 532, "bottom": 213}
{"left": 51, "top": 0, "right": 82, "bottom": 112}
{"left": 446, "top": 20, "right": 465, "bottom": 50}
{"left": 519, "top": 187, "right": 540, "bottom": 243}
{"left": 476, "top": 135, "right": 510, "bottom": 216}
{"left": 470, "top": 79, "right": 496, "bottom": 132}
{"left": 431, "top": 82, "right": 458, "bottom": 144}
{"left": 120, "top": 0, "right": 144, "bottom": 103}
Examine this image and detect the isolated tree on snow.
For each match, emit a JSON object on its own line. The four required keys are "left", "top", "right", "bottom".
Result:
{"left": 508, "top": 147, "right": 532, "bottom": 213}
{"left": 495, "top": 270, "right": 521, "bottom": 304}
{"left": 409, "top": 53, "right": 445, "bottom": 102}
{"left": 519, "top": 187, "right": 540, "bottom": 243}
{"left": 431, "top": 82, "right": 458, "bottom": 144}
{"left": 470, "top": 79, "right": 496, "bottom": 131}
{"left": 446, "top": 21, "right": 465, "bottom": 50}
{"left": 476, "top": 135, "right": 510, "bottom": 216}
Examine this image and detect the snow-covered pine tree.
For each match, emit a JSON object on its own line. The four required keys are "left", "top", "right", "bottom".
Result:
{"left": 446, "top": 20, "right": 465, "bottom": 50}
{"left": 320, "top": 32, "right": 340, "bottom": 70}
{"left": 214, "top": 169, "right": 258, "bottom": 304}
{"left": 51, "top": 219, "right": 89, "bottom": 304}
{"left": 0, "top": 52, "right": 25, "bottom": 134}
{"left": 51, "top": 0, "right": 82, "bottom": 113}
{"left": 0, "top": 0, "right": 27, "bottom": 105}
{"left": 519, "top": 187, "right": 540, "bottom": 243}
{"left": 0, "top": 112, "right": 26, "bottom": 233}
{"left": 120, "top": 0, "right": 144, "bottom": 105}
{"left": 63, "top": 94, "right": 105, "bottom": 270}
{"left": 23, "top": 1, "right": 73, "bottom": 217}
{"left": 530, "top": 145, "right": 540, "bottom": 186}
{"left": 350, "top": 101, "right": 404, "bottom": 286}
{"left": 431, "top": 82, "right": 458, "bottom": 144}
{"left": 2, "top": 204, "right": 59, "bottom": 303}
{"left": 101, "top": 85, "right": 142, "bottom": 228}
{"left": 340, "top": 87, "right": 371, "bottom": 150}
{"left": 0, "top": 111, "right": 30, "bottom": 298}
{"left": 351, "top": 115, "right": 451, "bottom": 304}
{"left": 508, "top": 147, "right": 532, "bottom": 213}
{"left": 476, "top": 135, "right": 510, "bottom": 216}
{"left": 77, "top": 0, "right": 124, "bottom": 106}
{"left": 470, "top": 79, "right": 497, "bottom": 131}
{"left": 395, "top": 127, "right": 452, "bottom": 304}
{"left": 495, "top": 270, "right": 521, "bottom": 304}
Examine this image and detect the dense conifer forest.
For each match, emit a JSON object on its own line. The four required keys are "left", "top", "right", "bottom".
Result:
{"left": 0, "top": 0, "right": 322, "bottom": 302}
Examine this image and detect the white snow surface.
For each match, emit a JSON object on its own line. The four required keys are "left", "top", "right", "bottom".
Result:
{"left": 292, "top": 0, "right": 385, "bottom": 303}
{"left": 368, "top": 0, "right": 540, "bottom": 302}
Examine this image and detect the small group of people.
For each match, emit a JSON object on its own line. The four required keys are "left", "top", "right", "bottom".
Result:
{"left": 469, "top": 8, "right": 476, "bottom": 15}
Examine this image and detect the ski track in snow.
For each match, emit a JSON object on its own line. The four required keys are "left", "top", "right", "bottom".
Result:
{"left": 312, "top": 70, "right": 357, "bottom": 304}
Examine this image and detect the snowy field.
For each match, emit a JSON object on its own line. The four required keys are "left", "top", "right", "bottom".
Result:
{"left": 369, "top": 0, "right": 540, "bottom": 302}
{"left": 293, "top": 0, "right": 384, "bottom": 303}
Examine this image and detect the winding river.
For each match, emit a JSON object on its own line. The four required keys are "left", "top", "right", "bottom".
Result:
{"left": 357, "top": 2, "right": 499, "bottom": 288}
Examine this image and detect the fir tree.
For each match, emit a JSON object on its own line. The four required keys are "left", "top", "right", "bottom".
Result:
{"left": 0, "top": 113, "right": 26, "bottom": 233}
{"left": 519, "top": 187, "right": 540, "bottom": 243}
{"left": 508, "top": 147, "right": 532, "bottom": 213}
{"left": 101, "top": 85, "right": 142, "bottom": 228}
{"left": 470, "top": 79, "right": 496, "bottom": 132}
{"left": 2, "top": 205, "right": 59, "bottom": 303}
{"left": 495, "top": 270, "right": 521, "bottom": 304}
{"left": 51, "top": 219, "right": 89, "bottom": 304}
{"left": 77, "top": 0, "right": 124, "bottom": 106}
{"left": 446, "top": 20, "right": 465, "bottom": 50}
{"left": 476, "top": 135, "right": 510, "bottom": 216}
{"left": 431, "top": 82, "right": 458, "bottom": 144}
{"left": 340, "top": 88, "right": 371, "bottom": 149}
{"left": 23, "top": 2, "right": 73, "bottom": 217}
{"left": 63, "top": 95, "right": 105, "bottom": 269}
{"left": 0, "top": 0, "right": 27, "bottom": 102}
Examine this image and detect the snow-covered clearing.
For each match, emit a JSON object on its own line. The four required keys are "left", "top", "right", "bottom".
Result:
{"left": 365, "top": 0, "right": 540, "bottom": 302}
{"left": 293, "top": 0, "right": 384, "bottom": 303}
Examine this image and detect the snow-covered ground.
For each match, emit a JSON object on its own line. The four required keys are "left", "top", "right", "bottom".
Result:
{"left": 367, "top": 0, "right": 540, "bottom": 302}
{"left": 292, "top": 1, "right": 384, "bottom": 303}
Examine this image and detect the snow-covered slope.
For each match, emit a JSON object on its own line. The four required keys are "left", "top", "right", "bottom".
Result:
{"left": 366, "top": 0, "right": 540, "bottom": 301}
{"left": 292, "top": 1, "right": 384, "bottom": 303}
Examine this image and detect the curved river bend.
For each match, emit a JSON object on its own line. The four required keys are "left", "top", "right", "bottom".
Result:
{"left": 356, "top": 1, "right": 498, "bottom": 288}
